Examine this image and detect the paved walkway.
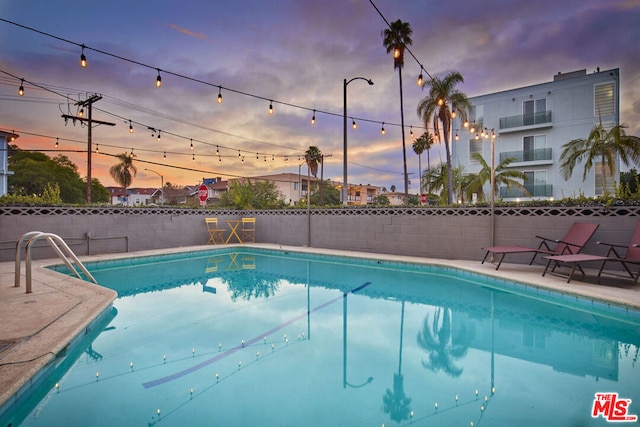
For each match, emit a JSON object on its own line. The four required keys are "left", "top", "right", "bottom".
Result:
{"left": 1, "top": 244, "right": 639, "bottom": 411}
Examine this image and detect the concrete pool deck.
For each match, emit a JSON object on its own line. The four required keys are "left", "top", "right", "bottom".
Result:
{"left": 1, "top": 243, "right": 640, "bottom": 412}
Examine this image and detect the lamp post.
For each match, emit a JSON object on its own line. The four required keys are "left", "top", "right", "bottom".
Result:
{"left": 343, "top": 77, "right": 374, "bottom": 206}
{"left": 144, "top": 168, "right": 164, "bottom": 205}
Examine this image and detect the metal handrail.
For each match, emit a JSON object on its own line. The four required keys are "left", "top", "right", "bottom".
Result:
{"left": 15, "top": 231, "right": 98, "bottom": 293}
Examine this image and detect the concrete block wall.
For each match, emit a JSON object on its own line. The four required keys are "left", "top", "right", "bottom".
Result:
{"left": 0, "top": 206, "right": 636, "bottom": 263}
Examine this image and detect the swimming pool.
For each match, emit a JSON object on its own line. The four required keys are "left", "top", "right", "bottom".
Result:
{"left": 4, "top": 247, "right": 640, "bottom": 426}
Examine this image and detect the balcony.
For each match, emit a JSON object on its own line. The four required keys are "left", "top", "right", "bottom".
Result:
{"left": 499, "top": 184, "right": 553, "bottom": 198}
{"left": 499, "top": 110, "right": 552, "bottom": 131}
{"left": 499, "top": 147, "right": 552, "bottom": 164}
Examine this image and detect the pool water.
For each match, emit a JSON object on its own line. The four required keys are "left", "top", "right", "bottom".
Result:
{"left": 5, "top": 248, "right": 640, "bottom": 426}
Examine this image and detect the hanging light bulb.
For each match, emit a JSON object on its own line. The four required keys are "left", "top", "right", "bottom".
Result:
{"left": 217, "top": 87, "right": 223, "bottom": 104}
{"left": 190, "top": 139, "right": 194, "bottom": 150}
{"left": 157, "top": 130, "right": 161, "bottom": 142}
{"left": 311, "top": 109, "right": 316, "bottom": 125}
{"left": 417, "top": 68, "right": 423, "bottom": 86}
{"left": 96, "top": 144, "right": 99, "bottom": 152}
{"left": 55, "top": 138, "right": 59, "bottom": 148}
{"left": 455, "top": 133, "right": 459, "bottom": 141}
{"left": 451, "top": 109, "right": 457, "bottom": 119}
{"left": 381, "top": 122, "right": 386, "bottom": 135}
{"left": 272, "top": 154, "right": 275, "bottom": 161}
{"left": 18, "top": 79, "right": 24, "bottom": 96}
{"left": 463, "top": 121, "right": 469, "bottom": 128}
{"left": 129, "top": 120, "right": 134, "bottom": 133}
{"left": 163, "top": 151, "right": 166, "bottom": 159}
{"left": 268, "top": 101, "right": 274, "bottom": 115}
{"left": 78, "top": 107, "right": 84, "bottom": 118}
{"left": 393, "top": 46, "right": 401, "bottom": 59}
{"left": 216, "top": 146, "right": 219, "bottom": 155}
{"left": 238, "top": 150, "right": 241, "bottom": 158}
{"left": 192, "top": 153, "right": 195, "bottom": 161}
{"left": 156, "top": 69, "right": 162, "bottom": 88}
{"left": 410, "top": 126, "right": 414, "bottom": 139}
{"left": 256, "top": 152, "right": 259, "bottom": 160}
{"left": 130, "top": 148, "right": 134, "bottom": 157}
{"left": 352, "top": 118, "right": 357, "bottom": 129}
{"left": 438, "top": 98, "right": 444, "bottom": 106}
{"left": 492, "top": 130, "right": 497, "bottom": 140}
{"left": 264, "top": 156, "right": 267, "bottom": 162}
{"left": 80, "top": 44, "right": 87, "bottom": 68}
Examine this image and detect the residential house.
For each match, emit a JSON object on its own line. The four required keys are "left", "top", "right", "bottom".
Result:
{"left": 452, "top": 68, "right": 620, "bottom": 201}
{"left": 107, "top": 187, "right": 155, "bottom": 206}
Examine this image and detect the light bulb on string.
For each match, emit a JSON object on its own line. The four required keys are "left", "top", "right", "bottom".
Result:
{"left": 216, "top": 146, "right": 219, "bottom": 155}
{"left": 156, "top": 69, "right": 162, "bottom": 88}
{"left": 192, "top": 153, "right": 195, "bottom": 161}
{"left": 410, "top": 126, "right": 414, "bottom": 139}
{"left": 157, "top": 130, "right": 161, "bottom": 142}
{"left": 417, "top": 68, "right": 423, "bottom": 86}
{"left": 393, "top": 47, "right": 401, "bottom": 59}
{"left": 80, "top": 44, "right": 87, "bottom": 68}
{"left": 217, "top": 87, "right": 222, "bottom": 104}
{"left": 451, "top": 109, "right": 457, "bottom": 119}
{"left": 78, "top": 107, "right": 84, "bottom": 118}
{"left": 18, "top": 79, "right": 24, "bottom": 96}
{"left": 190, "top": 139, "right": 194, "bottom": 150}
{"left": 55, "top": 138, "right": 58, "bottom": 148}
{"left": 381, "top": 122, "right": 386, "bottom": 135}
{"left": 352, "top": 118, "right": 357, "bottom": 129}
{"left": 129, "top": 120, "right": 134, "bottom": 133}
{"left": 163, "top": 152, "right": 166, "bottom": 159}
{"left": 96, "top": 144, "right": 99, "bottom": 152}
{"left": 268, "top": 101, "right": 274, "bottom": 115}
{"left": 311, "top": 110, "right": 316, "bottom": 125}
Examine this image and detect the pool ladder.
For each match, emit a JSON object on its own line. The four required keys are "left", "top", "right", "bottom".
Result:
{"left": 15, "top": 231, "right": 98, "bottom": 293}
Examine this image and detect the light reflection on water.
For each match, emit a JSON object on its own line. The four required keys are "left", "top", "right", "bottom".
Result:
{"left": 9, "top": 249, "right": 640, "bottom": 426}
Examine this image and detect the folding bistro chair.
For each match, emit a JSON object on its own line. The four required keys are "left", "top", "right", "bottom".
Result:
{"left": 205, "top": 218, "right": 226, "bottom": 244}
{"left": 481, "top": 222, "right": 599, "bottom": 270}
{"left": 241, "top": 217, "right": 256, "bottom": 243}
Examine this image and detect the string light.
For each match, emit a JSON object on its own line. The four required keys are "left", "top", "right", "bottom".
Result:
{"left": 351, "top": 118, "right": 357, "bottom": 129}
{"left": 157, "top": 130, "right": 161, "bottom": 142}
{"left": 216, "top": 146, "right": 219, "bottom": 155}
{"left": 55, "top": 138, "right": 58, "bottom": 148}
{"left": 80, "top": 44, "right": 87, "bottom": 68}
{"left": 192, "top": 153, "right": 195, "bottom": 161}
{"left": 95, "top": 143, "right": 99, "bottom": 152}
{"left": 18, "top": 79, "right": 24, "bottom": 96}
{"left": 417, "top": 67, "right": 423, "bottom": 86}
{"left": 78, "top": 107, "right": 84, "bottom": 118}
{"left": 268, "top": 101, "right": 273, "bottom": 115}
{"left": 129, "top": 120, "right": 134, "bottom": 133}
{"left": 455, "top": 132, "right": 459, "bottom": 141}
{"left": 393, "top": 47, "right": 401, "bottom": 59}
{"left": 311, "top": 109, "right": 316, "bottom": 125}
{"left": 410, "top": 126, "right": 414, "bottom": 139}
{"left": 156, "top": 69, "right": 162, "bottom": 88}
{"left": 163, "top": 151, "right": 166, "bottom": 159}
{"left": 190, "top": 139, "right": 194, "bottom": 150}
{"left": 381, "top": 122, "right": 386, "bottom": 135}
{"left": 217, "top": 86, "right": 222, "bottom": 104}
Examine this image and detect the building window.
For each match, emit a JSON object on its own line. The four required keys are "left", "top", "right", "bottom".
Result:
{"left": 524, "top": 170, "right": 549, "bottom": 197}
{"left": 522, "top": 135, "right": 546, "bottom": 161}
{"left": 293, "top": 182, "right": 299, "bottom": 191}
{"left": 469, "top": 138, "right": 483, "bottom": 164}
{"left": 594, "top": 82, "right": 615, "bottom": 117}
{"left": 523, "top": 99, "right": 546, "bottom": 125}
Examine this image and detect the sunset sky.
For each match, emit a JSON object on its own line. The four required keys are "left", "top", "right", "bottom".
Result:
{"left": 1, "top": 0, "right": 639, "bottom": 192}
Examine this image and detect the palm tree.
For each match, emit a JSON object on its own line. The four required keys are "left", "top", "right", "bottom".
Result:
{"left": 304, "top": 146, "right": 322, "bottom": 203}
{"left": 109, "top": 152, "right": 137, "bottom": 205}
{"left": 560, "top": 122, "right": 640, "bottom": 194}
{"left": 423, "top": 163, "right": 463, "bottom": 204}
{"left": 417, "top": 72, "right": 471, "bottom": 204}
{"left": 412, "top": 132, "right": 434, "bottom": 194}
{"left": 466, "top": 153, "right": 529, "bottom": 201}
{"left": 382, "top": 19, "right": 413, "bottom": 204}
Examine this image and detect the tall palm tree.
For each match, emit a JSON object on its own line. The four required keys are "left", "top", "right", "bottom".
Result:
{"left": 560, "top": 122, "right": 640, "bottom": 193}
{"left": 382, "top": 19, "right": 413, "bottom": 204}
{"left": 423, "top": 163, "right": 463, "bottom": 204}
{"left": 412, "top": 132, "right": 433, "bottom": 194}
{"left": 304, "top": 146, "right": 322, "bottom": 202}
{"left": 466, "top": 153, "right": 529, "bottom": 201}
{"left": 109, "top": 152, "right": 137, "bottom": 204}
{"left": 417, "top": 72, "right": 471, "bottom": 204}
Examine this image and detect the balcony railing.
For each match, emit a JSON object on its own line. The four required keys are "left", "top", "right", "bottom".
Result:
{"left": 499, "top": 147, "right": 552, "bottom": 163}
{"left": 499, "top": 110, "right": 552, "bottom": 129}
{"left": 499, "top": 184, "right": 553, "bottom": 198}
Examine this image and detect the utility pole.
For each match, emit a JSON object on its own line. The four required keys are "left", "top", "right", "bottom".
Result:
{"left": 61, "top": 94, "right": 115, "bottom": 204}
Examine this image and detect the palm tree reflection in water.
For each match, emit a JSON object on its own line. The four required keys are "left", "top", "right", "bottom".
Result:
{"left": 417, "top": 307, "right": 470, "bottom": 377}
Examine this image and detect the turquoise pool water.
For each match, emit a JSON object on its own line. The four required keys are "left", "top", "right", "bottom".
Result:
{"left": 4, "top": 248, "right": 640, "bottom": 426}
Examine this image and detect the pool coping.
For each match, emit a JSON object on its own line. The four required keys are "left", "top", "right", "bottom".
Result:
{"left": 1, "top": 243, "right": 639, "bottom": 414}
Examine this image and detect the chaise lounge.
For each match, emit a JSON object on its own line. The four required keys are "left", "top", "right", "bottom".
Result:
{"left": 481, "top": 222, "right": 600, "bottom": 270}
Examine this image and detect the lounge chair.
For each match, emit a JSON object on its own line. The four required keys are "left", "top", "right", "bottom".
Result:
{"left": 481, "top": 222, "right": 600, "bottom": 270}
{"left": 596, "top": 221, "right": 640, "bottom": 284}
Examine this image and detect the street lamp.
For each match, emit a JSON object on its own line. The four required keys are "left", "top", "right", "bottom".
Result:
{"left": 144, "top": 168, "right": 164, "bottom": 205}
{"left": 343, "top": 77, "right": 374, "bottom": 206}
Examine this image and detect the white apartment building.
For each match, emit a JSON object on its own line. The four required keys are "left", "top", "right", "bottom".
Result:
{"left": 452, "top": 68, "right": 620, "bottom": 201}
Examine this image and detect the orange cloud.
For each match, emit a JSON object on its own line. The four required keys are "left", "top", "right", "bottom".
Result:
{"left": 169, "top": 24, "right": 206, "bottom": 40}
